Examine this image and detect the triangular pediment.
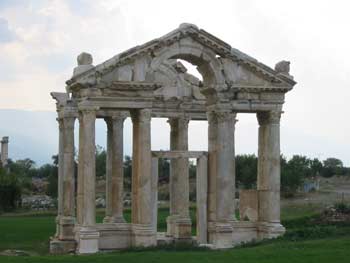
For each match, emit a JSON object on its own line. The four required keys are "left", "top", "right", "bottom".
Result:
{"left": 67, "top": 23, "right": 296, "bottom": 92}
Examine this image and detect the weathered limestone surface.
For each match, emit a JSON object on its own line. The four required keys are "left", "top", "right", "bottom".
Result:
{"left": 207, "top": 110, "right": 237, "bottom": 249}
{"left": 51, "top": 23, "right": 295, "bottom": 254}
{"left": 76, "top": 109, "right": 99, "bottom": 254}
{"left": 257, "top": 111, "right": 285, "bottom": 238}
{"left": 60, "top": 117, "right": 76, "bottom": 240}
{"left": 131, "top": 109, "right": 156, "bottom": 247}
{"left": 167, "top": 116, "right": 192, "bottom": 240}
{"left": 239, "top": 190, "right": 258, "bottom": 222}
{"left": 104, "top": 113, "right": 127, "bottom": 223}
{"left": 196, "top": 155, "right": 208, "bottom": 244}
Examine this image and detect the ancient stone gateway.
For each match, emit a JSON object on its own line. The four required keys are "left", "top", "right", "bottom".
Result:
{"left": 50, "top": 23, "right": 296, "bottom": 254}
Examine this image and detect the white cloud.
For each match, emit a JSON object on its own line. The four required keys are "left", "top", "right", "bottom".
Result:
{"left": 0, "top": 0, "right": 349, "bottom": 164}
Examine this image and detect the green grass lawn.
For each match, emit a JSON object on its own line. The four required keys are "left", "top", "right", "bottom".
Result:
{"left": 0, "top": 206, "right": 350, "bottom": 262}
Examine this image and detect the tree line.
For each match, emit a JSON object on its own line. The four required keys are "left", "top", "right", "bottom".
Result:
{"left": 0, "top": 147, "right": 349, "bottom": 212}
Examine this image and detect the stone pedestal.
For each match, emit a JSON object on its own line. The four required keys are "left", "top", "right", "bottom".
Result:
{"left": 167, "top": 117, "right": 192, "bottom": 241}
{"left": 75, "top": 226, "right": 100, "bottom": 254}
{"left": 258, "top": 222, "right": 285, "bottom": 239}
{"left": 50, "top": 239, "right": 76, "bottom": 254}
{"left": 104, "top": 114, "right": 126, "bottom": 223}
{"left": 132, "top": 224, "right": 157, "bottom": 247}
{"left": 208, "top": 222, "right": 234, "bottom": 249}
{"left": 256, "top": 111, "right": 285, "bottom": 239}
{"left": 97, "top": 223, "right": 132, "bottom": 249}
{"left": 231, "top": 221, "right": 258, "bottom": 245}
{"left": 131, "top": 109, "right": 156, "bottom": 247}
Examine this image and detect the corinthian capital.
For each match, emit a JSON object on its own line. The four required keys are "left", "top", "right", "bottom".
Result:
{"left": 167, "top": 116, "right": 190, "bottom": 130}
{"left": 257, "top": 110, "right": 282, "bottom": 125}
{"left": 131, "top": 109, "right": 152, "bottom": 124}
{"left": 207, "top": 110, "right": 237, "bottom": 124}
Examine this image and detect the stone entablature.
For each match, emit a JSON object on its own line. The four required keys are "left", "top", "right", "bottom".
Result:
{"left": 50, "top": 23, "right": 296, "bottom": 254}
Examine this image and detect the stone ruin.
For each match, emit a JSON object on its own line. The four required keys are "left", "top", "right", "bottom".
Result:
{"left": 50, "top": 23, "right": 296, "bottom": 254}
{"left": 0, "top": 136, "right": 9, "bottom": 167}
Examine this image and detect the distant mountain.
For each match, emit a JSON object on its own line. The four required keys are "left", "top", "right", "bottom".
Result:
{"left": 0, "top": 109, "right": 133, "bottom": 165}
{"left": 0, "top": 109, "right": 348, "bottom": 166}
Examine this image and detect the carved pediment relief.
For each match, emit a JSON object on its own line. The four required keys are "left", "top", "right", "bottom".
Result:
{"left": 220, "top": 58, "right": 268, "bottom": 87}
{"left": 66, "top": 23, "right": 296, "bottom": 103}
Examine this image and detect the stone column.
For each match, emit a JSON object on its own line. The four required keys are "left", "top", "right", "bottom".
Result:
{"left": 55, "top": 118, "right": 64, "bottom": 238}
{"left": 196, "top": 155, "right": 208, "bottom": 244}
{"left": 58, "top": 117, "right": 76, "bottom": 241}
{"left": 207, "top": 110, "right": 236, "bottom": 249}
{"left": 167, "top": 116, "right": 192, "bottom": 240}
{"left": 76, "top": 108, "right": 99, "bottom": 254}
{"left": 0, "top": 136, "right": 9, "bottom": 166}
{"left": 257, "top": 111, "right": 285, "bottom": 238}
{"left": 104, "top": 114, "right": 126, "bottom": 223}
{"left": 130, "top": 109, "right": 156, "bottom": 247}
{"left": 151, "top": 157, "right": 159, "bottom": 232}
{"left": 50, "top": 116, "right": 76, "bottom": 254}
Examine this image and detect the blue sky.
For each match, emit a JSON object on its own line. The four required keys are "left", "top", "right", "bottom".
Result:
{"left": 0, "top": 0, "right": 349, "bottom": 165}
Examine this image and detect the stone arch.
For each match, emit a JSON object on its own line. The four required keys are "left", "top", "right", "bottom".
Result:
{"left": 150, "top": 38, "right": 225, "bottom": 89}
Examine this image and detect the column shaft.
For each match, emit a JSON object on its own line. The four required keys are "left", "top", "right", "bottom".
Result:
{"left": 257, "top": 111, "right": 285, "bottom": 238}
{"left": 57, "top": 116, "right": 76, "bottom": 240}
{"left": 131, "top": 109, "right": 152, "bottom": 224}
{"left": 56, "top": 118, "right": 64, "bottom": 237}
{"left": 257, "top": 111, "right": 281, "bottom": 222}
{"left": 196, "top": 155, "right": 208, "bottom": 244}
{"left": 62, "top": 117, "right": 75, "bottom": 218}
{"left": 167, "top": 117, "right": 191, "bottom": 240}
{"left": 169, "top": 117, "right": 190, "bottom": 216}
{"left": 131, "top": 109, "right": 155, "bottom": 246}
{"left": 77, "top": 110, "right": 96, "bottom": 226}
{"left": 104, "top": 115, "right": 126, "bottom": 223}
{"left": 207, "top": 110, "right": 236, "bottom": 248}
{"left": 151, "top": 157, "right": 159, "bottom": 232}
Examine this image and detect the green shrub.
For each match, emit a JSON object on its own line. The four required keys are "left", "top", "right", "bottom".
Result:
{"left": 0, "top": 169, "right": 22, "bottom": 212}
{"left": 285, "top": 225, "right": 338, "bottom": 241}
{"left": 334, "top": 202, "right": 350, "bottom": 214}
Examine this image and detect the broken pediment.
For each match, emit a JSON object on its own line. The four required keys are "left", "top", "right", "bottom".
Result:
{"left": 67, "top": 24, "right": 295, "bottom": 90}
{"left": 65, "top": 23, "right": 296, "bottom": 110}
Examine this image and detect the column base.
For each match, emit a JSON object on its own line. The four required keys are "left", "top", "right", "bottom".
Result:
{"left": 166, "top": 216, "right": 192, "bottom": 241}
{"left": 58, "top": 216, "right": 76, "bottom": 240}
{"left": 103, "top": 216, "right": 126, "bottom": 224}
{"left": 49, "top": 238, "right": 76, "bottom": 254}
{"left": 258, "top": 222, "right": 285, "bottom": 239}
{"left": 231, "top": 221, "right": 258, "bottom": 245}
{"left": 75, "top": 226, "right": 100, "bottom": 254}
{"left": 132, "top": 224, "right": 157, "bottom": 247}
{"left": 208, "top": 221, "right": 234, "bottom": 249}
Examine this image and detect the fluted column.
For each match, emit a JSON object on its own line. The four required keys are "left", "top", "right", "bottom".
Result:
{"left": 257, "top": 110, "right": 285, "bottom": 238}
{"left": 55, "top": 118, "right": 64, "bottom": 238}
{"left": 207, "top": 110, "right": 237, "bottom": 248}
{"left": 76, "top": 108, "right": 99, "bottom": 254}
{"left": 58, "top": 116, "right": 76, "bottom": 240}
{"left": 104, "top": 114, "right": 126, "bottom": 223}
{"left": 167, "top": 116, "right": 191, "bottom": 240}
{"left": 77, "top": 109, "right": 96, "bottom": 226}
{"left": 131, "top": 109, "right": 156, "bottom": 246}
